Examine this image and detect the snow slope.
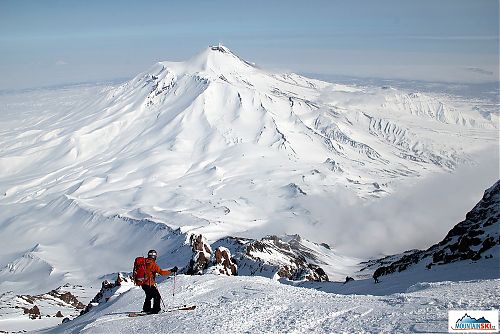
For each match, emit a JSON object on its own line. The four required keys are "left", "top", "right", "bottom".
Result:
{"left": 0, "top": 45, "right": 497, "bottom": 297}
{"left": 39, "top": 274, "right": 500, "bottom": 334}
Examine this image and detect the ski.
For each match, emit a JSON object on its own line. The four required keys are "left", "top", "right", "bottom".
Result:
{"left": 164, "top": 305, "right": 196, "bottom": 312}
{"left": 127, "top": 305, "right": 196, "bottom": 317}
{"left": 127, "top": 312, "right": 148, "bottom": 317}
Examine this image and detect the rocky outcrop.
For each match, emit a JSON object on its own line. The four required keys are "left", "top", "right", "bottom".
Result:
{"left": 11, "top": 285, "right": 86, "bottom": 322}
{"left": 184, "top": 235, "right": 238, "bottom": 276}
{"left": 183, "top": 233, "right": 328, "bottom": 281}
{"left": 292, "top": 264, "right": 328, "bottom": 282}
{"left": 81, "top": 273, "right": 133, "bottom": 316}
{"left": 212, "top": 247, "right": 238, "bottom": 276}
{"left": 80, "top": 280, "right": 115, "bottom": 315}
{"left": 213, "top": 234, "right": 329, "bottom": 282}
{"left": 186, "top": 234, "right": 213, "bottom": 275}
{"left": 48, "top": 290, "right": 85, "bottom": 310}
{"left": 23, "top": 305, "right": 40, "bottom": 319}
{"left": 367, "top": 180, "right": 500, "bottom": 278}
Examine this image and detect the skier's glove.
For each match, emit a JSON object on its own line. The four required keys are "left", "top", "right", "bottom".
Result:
{"left": 171, "top": 266, "right": 178, "bottom": 273}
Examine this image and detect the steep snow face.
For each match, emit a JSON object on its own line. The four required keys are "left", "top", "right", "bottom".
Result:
{"left": 0, "top": 46, "right": 497, "bottom": 296}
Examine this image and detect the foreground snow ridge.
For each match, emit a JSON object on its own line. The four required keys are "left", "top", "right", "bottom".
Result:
{"left": 44, "top": 275, "right": 500, "bottom": 334}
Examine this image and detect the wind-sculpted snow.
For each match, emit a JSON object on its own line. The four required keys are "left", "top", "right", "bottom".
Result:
{"left": 365, "top": 115, "right": 465, "bottom": 168}
{"left": 313, "top": 113, "right": 384, "bottom": 161}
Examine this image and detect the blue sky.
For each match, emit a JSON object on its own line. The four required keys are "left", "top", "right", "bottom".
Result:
{"left": 0, "top": 0, "right": 498, "bottom": 90}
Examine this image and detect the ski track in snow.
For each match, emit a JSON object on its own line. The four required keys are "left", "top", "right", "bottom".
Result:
{"left": 39, "top": 275, "right": 500, "bottom": 334}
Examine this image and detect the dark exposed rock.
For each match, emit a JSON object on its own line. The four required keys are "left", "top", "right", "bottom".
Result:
{"left": 186, "top": 234, "right": 212, "bottom": 275}
{"left": 293, "top": 264, "right": 329, "bottom": 282}
{"left": 213, "top": 247, "right": 238, "bottom": 276}
{"left": 15, "top": 285, "right": 86, "bottom": 322}
{"left": 185, "top": 235, "right": 239, "bottom": 276}
{"left": 344, "top": 276, "right": 355, "bottom": 284}
{"left": 479, "top": 237, "right": 497, "bottom": 254}
{"left": 213, "top": 234, "right": 329, "bottom": 282}
{"left": 191, "top": 233, "right": 213, "bottom": 254}
{"left": 18, "top": 295, "right": 36, "bottom": 304}
{"left": 115, "top": 272, "right": 131, "bottom": 286}
{"left": 55, "top": 311, "right": 64, "bottom": 317}
{"left": 320, "top": 243, "right": 331, "bottom": 250}
{"left": 174, "top": 233, "right": 330, "bottom": 281}
{"left": 80, "top": 273, "right": 132, "bottom": 316}
{"left": 48, "top": 290, "right": 85, "bottom": 309}
{"left": 286, "top": 183, "right": 307, "bottom": 196}
{"left": 24, "top": 305, "right": 40, "bottom": 319}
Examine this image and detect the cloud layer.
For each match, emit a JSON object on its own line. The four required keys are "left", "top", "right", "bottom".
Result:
{"left": 247, "top": 147, "right": 499, "bottom": 259}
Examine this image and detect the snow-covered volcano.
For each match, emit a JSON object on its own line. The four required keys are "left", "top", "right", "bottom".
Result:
{"left": 0, "top": 45, "right": 497, "bottom": 298}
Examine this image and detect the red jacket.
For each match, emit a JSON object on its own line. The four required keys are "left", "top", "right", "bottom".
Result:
{"left": 144, "top": 258, "right": 172, "bottom": 286}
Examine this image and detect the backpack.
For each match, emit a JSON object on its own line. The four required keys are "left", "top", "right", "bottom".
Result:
{"left": 132, "top": 257, "right": 147, "bottom": 286}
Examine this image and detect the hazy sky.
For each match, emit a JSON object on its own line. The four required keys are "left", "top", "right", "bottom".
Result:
{"left": 0, "top": 0, "right": 498, "bottom": 90}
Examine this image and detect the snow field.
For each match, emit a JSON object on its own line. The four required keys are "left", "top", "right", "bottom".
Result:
{"left": 43, "top": 274, "right": 500, "bottom": 334}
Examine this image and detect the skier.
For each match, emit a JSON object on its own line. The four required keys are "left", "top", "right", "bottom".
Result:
{"left": 373, "top": 268, "right": 381, "bottom": 284}
{"left": 141, "top": 249, "right": 178, "bottom": 314}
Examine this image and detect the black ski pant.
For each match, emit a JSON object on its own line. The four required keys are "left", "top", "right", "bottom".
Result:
{"left": 142, "top": 284, "right": 161, "bottom": 313}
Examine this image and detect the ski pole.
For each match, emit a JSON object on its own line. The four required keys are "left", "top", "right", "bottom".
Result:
{"left": 160, "top": 293, "right": 166, "bottom": 310}
{"left": 172, "top": 273, "right": 177, "bottom": 297}
{"left": 172, "top": 272, "right": 176, "bottom": 305}
{"left": 173, "top": 272, "right": 176, "bottom": 296}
